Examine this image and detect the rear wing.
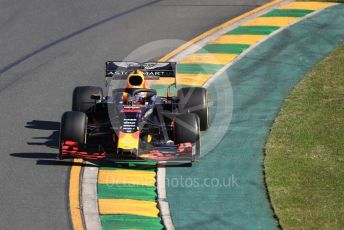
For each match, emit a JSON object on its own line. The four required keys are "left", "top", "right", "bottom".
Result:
{"left": 105, "top": 61, "right": 176, "bottom": 80}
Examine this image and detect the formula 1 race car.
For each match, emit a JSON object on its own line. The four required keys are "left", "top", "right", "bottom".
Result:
{"left": 58, "top": 62, "right": 208, "bottom": 165}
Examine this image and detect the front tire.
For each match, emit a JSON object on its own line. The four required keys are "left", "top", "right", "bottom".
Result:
{"left": 59, "top": 111, "right": 87, "bottom": 159}
{"left": 60, "top": 111, "right": 87, "bottom": 144}
{"left": 174, "top": 113, "right": 200, "bottom": 162}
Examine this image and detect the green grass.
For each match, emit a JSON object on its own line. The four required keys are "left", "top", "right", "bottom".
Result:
{"left": 264, "top": 42, "right": 344, "bottom": 230}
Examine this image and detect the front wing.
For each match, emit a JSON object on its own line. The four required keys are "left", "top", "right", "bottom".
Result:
{"left": 60, "top": 141, "right": 195, "bottom": 165}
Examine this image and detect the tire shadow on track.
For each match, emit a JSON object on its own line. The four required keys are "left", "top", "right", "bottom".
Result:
{"left": 25, "top": 120, "right": 60, "bottom": 149}
{"left": 9, "top": 119, "right": 161, "bottom": 168}
{"left": 9, "top": 119, "right": 91, "bottom": 167}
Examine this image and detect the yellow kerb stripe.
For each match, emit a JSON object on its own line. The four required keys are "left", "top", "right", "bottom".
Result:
{"left": 177, "top": 74, "right": 211, "bottom": 86}
{"left": 151, "top": 78, "right": 175, "bottom": 85}
{"left": 69, "top": 159, "right": 84, "bottom": 230}
{"left": 98, "top": 169, "right": 156, "bottom": 186}
{"left": 210, "top": 35, "right": 265, "bottom": 45}
{"left": 279, "top": 2, "right": 334, "bottom": 11}
{"left": 99, "top": 199, "right": 160, "bottom": 217}
{"left": 243, "top": 17, "right": 299, "bottom": 27}
{"left": 152, "top": 74, "right": 210, "bottom": 86}
{"left": 159, "top": 0, "right": 285, "bottom": 61}
{"left": 180, "top": 53, "right": 237, "bottom": 65}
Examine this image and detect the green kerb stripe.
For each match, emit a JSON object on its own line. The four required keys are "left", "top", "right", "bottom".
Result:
{"left": 197, "top": 44, "right": 249, "bottom": 54}
{"left": 227, "top": 26, "right": 280, "bottom": 35}
{"left": 177, "top": 64, "right": 223, "bottom": 74}
{"left": 101, "top": 215, "right": 163, "bottom": 230}
{"left": 263, "top": 9, "right": 313, "bottom": 17}
{"left": 98, "top": 184, "right": 157, "bottom": 200}
{"left": 100, "top": 162, "right": 156, "bottom": 171}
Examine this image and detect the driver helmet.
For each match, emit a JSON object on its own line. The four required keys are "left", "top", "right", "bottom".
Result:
{"left": 124, "top": 70, "right": 149, "bottom": 104}
{"left": 126, "top": 70, "right": 148, "bottom": 89}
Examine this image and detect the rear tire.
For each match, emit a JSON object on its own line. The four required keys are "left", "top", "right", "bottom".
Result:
{"left": 178, "top": 87, "right": 208, "bottom": 131}
{"left": 72, "top": 86, "right": 103, "bottom": 112}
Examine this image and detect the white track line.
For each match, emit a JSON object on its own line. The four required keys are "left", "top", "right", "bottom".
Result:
{"left": 157, "top": 166, "right": 175, "bottom": 230}
{"left": 82, "top": 165, "right": 102, "bottom": 230}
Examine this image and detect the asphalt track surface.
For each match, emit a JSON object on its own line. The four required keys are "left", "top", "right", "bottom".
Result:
{"left": 0, "top": 0, "right": 272, "bottom": 229}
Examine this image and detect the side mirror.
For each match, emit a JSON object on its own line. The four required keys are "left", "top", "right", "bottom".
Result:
{"left": 167, "top": 82, "right": 176, "bottom": 97}
{"left": 91, "top": 94, "right": 101, "bottom": 100}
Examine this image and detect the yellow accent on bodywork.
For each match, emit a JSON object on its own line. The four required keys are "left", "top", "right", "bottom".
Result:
{"left": 117, "top": 131, "right": 139, "bottom": 150}
{"left": 147, "top": 134, "right": 152, "bottom": 143}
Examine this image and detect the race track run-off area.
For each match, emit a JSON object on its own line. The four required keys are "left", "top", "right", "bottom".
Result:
{"left": 164, "top": 2, "right": 344, "bottom": 230}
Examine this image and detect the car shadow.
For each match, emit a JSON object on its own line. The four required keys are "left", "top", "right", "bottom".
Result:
{"left": 11, "top": 120, "right": 189, "bottom": 168}
{"left": 25, "top": 120, "right": 60, "bottom": 149}
{"left": 10, "top": 119, "right": 96, "bottom": 167}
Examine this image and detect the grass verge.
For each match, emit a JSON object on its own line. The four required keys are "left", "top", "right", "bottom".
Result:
{"left": 264, "top": 42, "right": 344, "bottom": 230}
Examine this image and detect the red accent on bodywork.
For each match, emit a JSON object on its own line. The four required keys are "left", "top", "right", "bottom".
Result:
{"left": 178, "top": 143, "right": 192, "bottom": 152}
{"left": 118, "top": 131, "right": 125, "bottom": 138}
{"left": 122, "top": 92, "right": 129, "bottom": 103}
{"left": 120, "top": 109, "right": 141, "bottom": 113}
{"left": 143, "top": 143, "right": 192, "bottom": 161}
{"left": 118, "top": 131, "right": 139, "bottom": 139}
{"left": 132, "top": 131, "right": 140, "bottom": 139}
{"left": 61, "top": 140, "right": 106, "bottom": 160}
{"left": 64, "top": 141, "right": 78, "bottom": 146}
